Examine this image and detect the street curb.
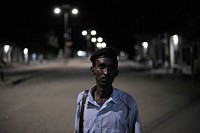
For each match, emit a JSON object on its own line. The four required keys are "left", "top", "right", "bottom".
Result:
{"left": 0, "top": 76, "right": 28, "bottom": 86}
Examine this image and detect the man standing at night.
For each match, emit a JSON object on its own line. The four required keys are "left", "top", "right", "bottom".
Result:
{"left": 74, "top": 47, "right": 143, "bottom": 133}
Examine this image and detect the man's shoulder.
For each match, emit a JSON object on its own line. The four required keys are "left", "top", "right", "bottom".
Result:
{"left": 114, "top": 88, "right": 138, "bottom": 111}
{"left": 114, "top": 88, "right": 134, "bottom": 99}
{"left": 76, "top": 90, "right": 85, "bottom": 104}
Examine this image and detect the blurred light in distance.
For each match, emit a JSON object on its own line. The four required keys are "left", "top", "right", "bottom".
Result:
{"left": 172, "top": 34, "right": 178, "bottom": 45}
{"left": 4, "top": 45, "right": 10, "bottom": 53}
{"left": 23, "top": 48, "right": 28, "bottom": 55}
{"left": 91, "top": 30, "right": 96, "bottom": 36}
{"left": 54, "top": 7, "right": 61, "bottom": 14}
{"left": 97, "top": 37, "right": 103, "bottom": 42}
{"left": 72, "top": 8, "right": 78, "bottom": 14}
{"left": 32, "top": 53, "right": 37, "bottom": 60}
{"left": 120, "top": 51, "right": 126, "bottom": 56}
{"left": 101, "top": 42, "right": 106, "bottom": 48}
{"left": 91, "top": 37, "right": 97, "bottom": 43}
{"left": 142, "top": 42, "right": 148, "bottom": 49}
{"left": 82, "top": 30, "right": 87, "bottom": 36}
{"left": 96, "top": 42, "right": 106, "bottom": 48}
{"left": 96, "top": 43, "right": 101, "bottom": 48}
{"left": 77, "top": 50, "right": 87, "bottom": 57}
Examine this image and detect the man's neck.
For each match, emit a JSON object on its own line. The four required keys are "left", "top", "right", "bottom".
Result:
{"left": 93, "top": 86, "right": 113, "bottom": 106}
{"left": 95, "top": 85, "right": 113, "bottom": 99}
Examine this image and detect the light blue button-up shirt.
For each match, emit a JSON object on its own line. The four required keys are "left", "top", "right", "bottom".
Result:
{"left": 74, "top": 87, "right": 143, "bottom": 133}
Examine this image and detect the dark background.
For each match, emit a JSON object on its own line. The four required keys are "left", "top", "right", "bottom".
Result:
{"left": 1, "top": 0, "right": 199, "bottom": 53}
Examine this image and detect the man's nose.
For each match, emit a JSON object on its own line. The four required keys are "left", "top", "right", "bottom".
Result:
{"left": 103, "top": 67, "right": 108, "bottom": 74}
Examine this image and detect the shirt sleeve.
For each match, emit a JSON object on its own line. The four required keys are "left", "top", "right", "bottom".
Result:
{"left": 74, "top": 92, "right": 84, "bottom": 133}
{"left": 116, "top": 88, "right": 143, "bottom": 133}
{"left": 133, "top": 110, "right": 143, "bottom": 133}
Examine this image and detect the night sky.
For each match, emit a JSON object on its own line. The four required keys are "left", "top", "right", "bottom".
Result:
{"left": 1, "top": 0, "right": 199, "bottom": 53}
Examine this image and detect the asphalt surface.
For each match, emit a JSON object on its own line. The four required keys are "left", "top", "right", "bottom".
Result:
{"left": 0, "top": 58, "right": 199, "bottom": 133}
{"left": 0, "top": 58, "right": 193, "bottom": 86}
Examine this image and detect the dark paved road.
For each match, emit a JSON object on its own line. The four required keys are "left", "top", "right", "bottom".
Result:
{"left": 0, "top": 59, "right": 199, "bottom": 133}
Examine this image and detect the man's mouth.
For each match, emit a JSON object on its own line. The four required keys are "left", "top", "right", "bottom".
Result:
{"left": 101, "top": 77, "right": 108, "bottom": 82}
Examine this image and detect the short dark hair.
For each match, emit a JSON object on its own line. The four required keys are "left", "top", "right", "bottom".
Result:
{"left": 90, "top": 47, "right": 118, "bottom": 66}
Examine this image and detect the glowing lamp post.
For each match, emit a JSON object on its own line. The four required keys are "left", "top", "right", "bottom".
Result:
{"left": 82, "top": 29, "right": 97, "bottom": 55}
{"left": 169, "top": 34, "right": 179, "bottom": 68}
{"left": 92, "top": 37, "right": 106, "bottom": 49}
{"left": 3, "top": 45, "right": 12, "bottom": 63}
{"left": 142, "top": 42, "right": 148, "bottom": 56}
{"left": 54, "top": 5, "right": 78, "bottom": 59}
{"left": 23, "top": 48, "right": 29, "bottom": 64}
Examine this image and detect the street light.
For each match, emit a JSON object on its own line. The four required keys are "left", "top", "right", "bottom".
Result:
{"left": 4, "top": 45, "right": 10, "bottom": 53}
{"left": 81, "top": 29, "right": 97, "bottom": 56}
{"left": 23, "top": 48, "right": 29, "bottom": 64}
{"left": 3, "top": 44, "right": 12, "bottom": 63}
{"left": 172, "top": 34, "right": 179, "bottom": 50}
{"left": 169, "top": 34, "right": 179, "bottom": 68}
{"left": 91, "top": 36, "right": 106, "bottom": 49}
{"left": 97, "top": 37, "right": 103, "bottom": 43}
{"left": 54, "top": 5, "right": 78, "bottom": 59}
{"left": 142, "top": 41, "right": 148, "bottom": 56}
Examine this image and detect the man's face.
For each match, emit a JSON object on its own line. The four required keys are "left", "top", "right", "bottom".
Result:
{"left": 91, "top": 57, "right": 119, "bottom": 88}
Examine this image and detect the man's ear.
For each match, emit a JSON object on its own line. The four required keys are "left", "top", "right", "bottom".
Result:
{"left": 90, "top": 66, "right": 95, "bottom": 75}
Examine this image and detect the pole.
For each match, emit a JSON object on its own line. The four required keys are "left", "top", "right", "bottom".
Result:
{"left": 169, "top": 36, "right": 175, "bottom": 69}
{"left": 64, "top": 12, "right": 69, "bottom": 36}
{"left": 63, "top": 11, "right": 69, "bottom": 59}
{"left": 63, "top": 5, "right": 72, "bottom": 59}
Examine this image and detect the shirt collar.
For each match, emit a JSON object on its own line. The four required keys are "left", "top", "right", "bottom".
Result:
{"left": 110, "top": 88, "right": 119, "bottom": 104}
{"left": 88, "top": 86, "right": 119, "bottom": 104}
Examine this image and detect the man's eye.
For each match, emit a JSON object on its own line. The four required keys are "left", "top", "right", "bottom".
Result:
{"left": 99, "top": 64, "right": 106, "bottom": 69}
